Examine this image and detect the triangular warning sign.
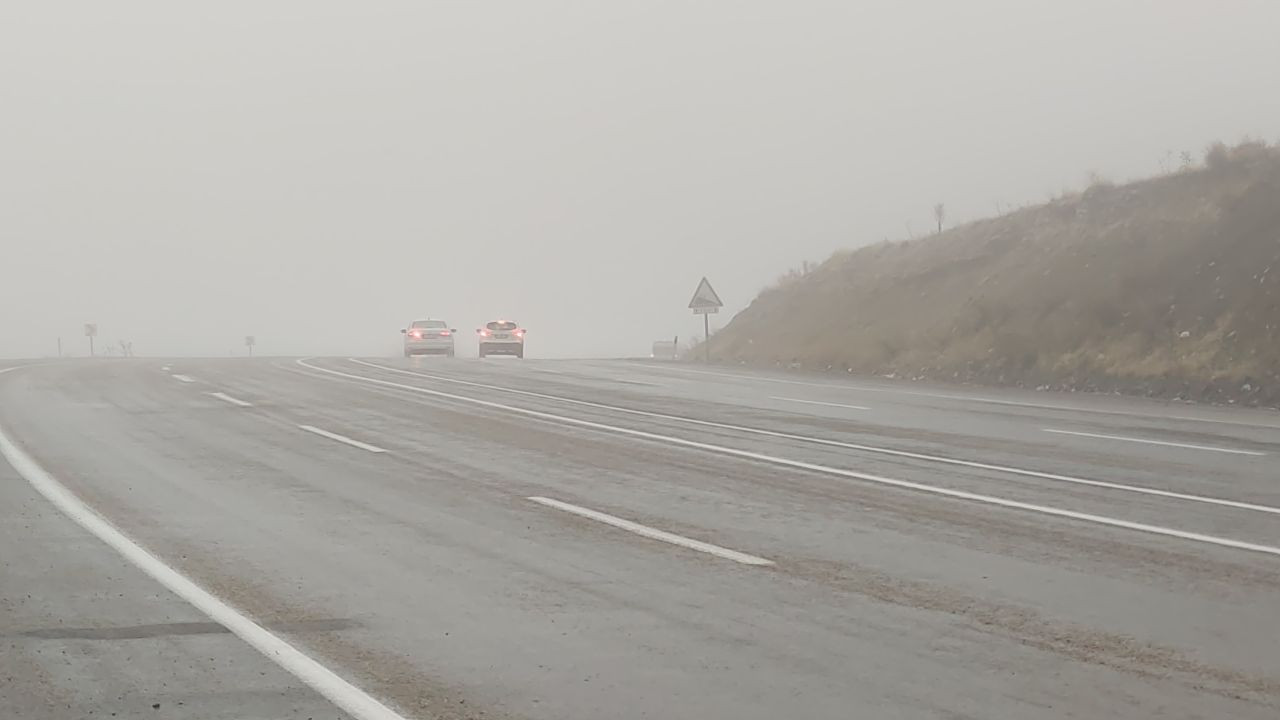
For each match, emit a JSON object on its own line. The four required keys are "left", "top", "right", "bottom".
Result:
{"left": 688, "top": 277, "right": 723, "bottom": 309}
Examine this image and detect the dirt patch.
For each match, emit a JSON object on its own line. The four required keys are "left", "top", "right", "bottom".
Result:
{"left": 784, "top": 556, "right": 1280, "bottom": 707}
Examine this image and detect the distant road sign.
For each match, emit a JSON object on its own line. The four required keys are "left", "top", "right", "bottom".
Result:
{"left": 245, "top": 336, "right": 256, "bottom": 347}
{"left": 84, "top": 323, "right": 97, "bottom": 337}
{"left": 688, "top": 277, "right": 723, "bottom": 313}
{"left": 688, "top": 277, "right": 723, "bottom": 363}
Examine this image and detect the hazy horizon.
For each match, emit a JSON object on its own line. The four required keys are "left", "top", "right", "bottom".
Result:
{"left": 4, "top": 1, "right": 1279, "bottom": 359}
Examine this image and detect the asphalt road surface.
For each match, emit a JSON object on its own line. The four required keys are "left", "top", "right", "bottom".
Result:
{"left": 2, "top": 357, "right": 1279, "bottom": 719}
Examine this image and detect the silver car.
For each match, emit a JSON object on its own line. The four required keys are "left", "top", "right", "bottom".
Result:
{"left": 401, "top": 319, "right": 456, "bottom": 357}
{"left": 477, "top": 320, "right": 525, "bottom": 358}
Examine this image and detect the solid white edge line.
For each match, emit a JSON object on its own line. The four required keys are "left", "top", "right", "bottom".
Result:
{"left": 161, "top": 366, "right": 171, "bottom": 371}
{"left": 1043, "top": 428, "right": 1266, "bottom": 457}
{"left": 771, "top": 396, "right": 870, "bottom": 411}
{"left": 297, "top": 359, "right": 1280, "bottom": 558}
{"left": 298, "top": 424, "right": 388, "bottom": 454}
{"left": 528, "top": 496, "right": 774, "bottom": 566}
{"left": 640, "top": 363, "right": 1280, "bottom": 430}
{"left": 172, "top": 374, "right": 196, "bottom": 383}
{"left": 208, "top": 391, "right": 253, "bottom": 408}
{"left": 0, "top": 427, "right": 409, "bottom": 720}
{"left": 345, "top": 359, "right": 1280, "bottom": 518}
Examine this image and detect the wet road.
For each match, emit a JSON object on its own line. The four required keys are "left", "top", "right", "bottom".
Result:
{"left": 2, "top": 357, "right": 1279, "bottom": 719}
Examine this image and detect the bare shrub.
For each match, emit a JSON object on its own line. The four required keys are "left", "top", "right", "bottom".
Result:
{"left": 1205, "top": 142, "right": 1230, "bottom": 171}
{"left": 1229, "top": 138, "right": 1271, "bottom": 164}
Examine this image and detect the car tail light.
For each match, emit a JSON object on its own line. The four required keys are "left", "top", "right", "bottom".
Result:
{"left": 479, "top": 329, "right": 491, "bottom": 337}
{"left": 439, "top": 330, "right": 451, "bottom": 337}
{"left": 514, "top": 330, "right": 525, "bottom": 338}
{"left": 410, "top": 330, "right": 422, "bottom": 339}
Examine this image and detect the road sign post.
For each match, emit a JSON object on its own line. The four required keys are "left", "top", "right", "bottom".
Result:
{"left": 245, "top": 336, "right": 256, "bottom": 357}
{"left": 84, "top": 323, "right": 97, "bottom": 357}
{"left": 687, "top": 277, "right": 723, "bottom": 363}
{"left": 704, "top": 313, "right": 709, "bottom": 363}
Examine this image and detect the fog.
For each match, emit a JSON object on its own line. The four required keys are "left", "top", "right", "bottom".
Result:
{"left": 4, "top": 1, "right": 1279, "bottom": 359}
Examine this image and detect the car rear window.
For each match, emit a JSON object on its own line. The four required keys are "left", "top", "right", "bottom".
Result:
{"left": 486, "top": 321, "right": 518, "bottom": 331}
{"left": 412, "top": 320, "right": 447, "bottom": 328}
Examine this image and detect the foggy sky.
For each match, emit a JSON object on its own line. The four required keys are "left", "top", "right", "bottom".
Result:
{"left": 4, "top": 1, "right": 1279, "bottom": 359}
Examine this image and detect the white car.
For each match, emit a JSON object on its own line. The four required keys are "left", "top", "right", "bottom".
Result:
{"left": 477, "top": 320, "right": 525, "bottom": 358}
{"left": 401, "top": 319, "right": 456, "bottom": 357}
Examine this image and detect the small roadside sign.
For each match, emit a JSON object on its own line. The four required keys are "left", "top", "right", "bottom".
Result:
{"left": 688, "top": 277, "right": 723, "bottom": 363}
{"left": 245, "top": 335, "right": 256, "bottom": 357}
{"left": 688, "top": 277, "right": 723, "bottom": 314}
{"left": 84, "top": 323, "right": 97, "bottom": 337}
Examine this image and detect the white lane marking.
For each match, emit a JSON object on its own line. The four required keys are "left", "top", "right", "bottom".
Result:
{"left": 0, "top": 429, "right": 408, "bottom": 720}
{"left": 1043, "top": 429, "right": 1266, "bottom": 457}
{"left": 0, "top": 364, "right": 50, "bottom": 376}
{"left": 298, "top": 359, "right": 1280, "bottom": 557}
{"left": 161, "top": 365, "right": 171, "bottom": 371}
{"left": 528, "top": 496, "right": 773, "bottom": 566}
{"left": 207, "top": 392, "right": 253, "bottom": 408}
{"left": 298, "top": 425, "right": 387, "bottom": 454}
{"left": 172, "top": 374, "right": 196, "bottom": 383}
{"left": 771, "top": 396, "right": 870, "bottom": 411}
{"left": 640, "top": 364, "right": 1280, "bottom": 430}
{"left": 346, "top": 360, "right": 1280, "bottom": 517}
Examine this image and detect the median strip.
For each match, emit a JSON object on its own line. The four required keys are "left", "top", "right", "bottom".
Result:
{"left": 643, "top": 364, "right": 1280, "bottom": 430}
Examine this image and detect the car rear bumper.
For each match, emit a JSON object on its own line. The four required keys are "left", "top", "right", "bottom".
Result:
{"left": 480, "top": 342, "right": 523, "bottom": 355}
{"left": 405, "top": 341, "right": 454, "bottom": 354}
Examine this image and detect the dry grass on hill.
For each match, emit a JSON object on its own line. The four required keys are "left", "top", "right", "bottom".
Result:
{"left": 711, "top": 142, "right": 1280, "bottom": 406}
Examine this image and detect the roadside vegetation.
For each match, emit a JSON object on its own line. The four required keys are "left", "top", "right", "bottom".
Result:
{"left": 711, "top": 141, "right": 1280, "bottom": 407}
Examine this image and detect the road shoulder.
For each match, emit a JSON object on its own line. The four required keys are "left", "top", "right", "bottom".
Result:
{"left": 0, "top": 458, "right": 352, "bottom": 720}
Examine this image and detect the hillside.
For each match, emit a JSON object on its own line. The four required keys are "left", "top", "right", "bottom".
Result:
{"left": 711, "top": 142, "right": 1280, "bottom": 407}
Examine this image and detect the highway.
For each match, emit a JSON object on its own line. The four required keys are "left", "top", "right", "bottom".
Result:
{"left": 2, "top": 357, "right": 1279, "bottom": 719}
